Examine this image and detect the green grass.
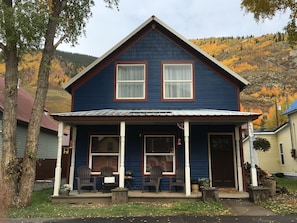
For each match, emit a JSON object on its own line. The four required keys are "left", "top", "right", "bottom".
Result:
{"left": 275, "top": 176, "right": 297, "bottom": 192}
{"left": 6, "top": 189, "right": 229, "bottom": 218}
{"left": 259, "top": 176, "right": 297, "bottom": 215}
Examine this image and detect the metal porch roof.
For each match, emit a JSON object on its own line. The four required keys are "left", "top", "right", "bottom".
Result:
{"left": 51, "top": 109, "right": 261, "bottom": 126}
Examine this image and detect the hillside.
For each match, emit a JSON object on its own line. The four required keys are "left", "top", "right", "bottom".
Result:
{"left": 0, "top": 33, "right": 296, "bottom": 129}
{"left": 0, "top": 51, "right": 96, "bottom": 113}
{"left": 191, "top": 33, "right": 297, "bottom": 129}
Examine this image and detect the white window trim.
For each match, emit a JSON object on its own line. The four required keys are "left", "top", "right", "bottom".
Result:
{"left": 116, "top": 63, "right": 146, "bottom": 100}
{"left": 162, "top": 63, "right": 194, "bottom": 100}
{"left": 89, "top": 135, "right": 120, "bottom": 175}
{"left": 144, "top": 135, "right": 176, "bottom": 175}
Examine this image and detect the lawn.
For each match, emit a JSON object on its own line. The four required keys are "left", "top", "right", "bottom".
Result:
{"left": 6, "top": 177, "right": 297, "bottom": 218}
{"left": 259, "top": 176, "right": 297, "bottom": 215}
{"left": 6, "top": 189, "right": 229, "bottom": 218}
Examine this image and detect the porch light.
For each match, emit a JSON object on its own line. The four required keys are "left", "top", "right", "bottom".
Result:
{"left": 177, "top": 138, "right": 182, "bottom": 146}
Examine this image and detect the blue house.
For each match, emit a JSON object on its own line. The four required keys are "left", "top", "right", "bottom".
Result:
{"left": 52, "top": 16, "right": 260, "bottom": 196}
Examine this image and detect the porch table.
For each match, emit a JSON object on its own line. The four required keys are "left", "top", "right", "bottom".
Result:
{"left": 124, "top": 176, "right": 134, "bottom": 190}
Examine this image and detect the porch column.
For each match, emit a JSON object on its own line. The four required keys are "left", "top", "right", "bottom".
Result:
{"left": 248, "top": 121, "right": 258, "bottom": 186}
{"left": 184, "top": 120, "right": 191, "bottom": 196}
{"left": 69, "top": 126, "right": 77, "bottom": 190}
{"left": 53, "top": 122, "right": 64, "bottom": 196}
{"left": 119, "top": 121, "right": 126, "bottom": 188}
{"left": 235, "top": 126, "right": 243, "bottom": 192}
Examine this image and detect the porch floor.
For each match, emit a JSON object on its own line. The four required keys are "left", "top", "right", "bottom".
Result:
{"left": 51, "top": 189, "right": 249, "bottom": 204}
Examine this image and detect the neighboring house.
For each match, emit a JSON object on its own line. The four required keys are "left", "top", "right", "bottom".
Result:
{"left": 242, "top": 123, "right": 293, "bottom": 175}
{"left": 52, "top": 16, "right": 260, "bottom": 196}
{"left": 243, "top": 99, "right": 297, "bottom": 177}
{"left": 0, "top": 77, "right": 67, "bottom": 180}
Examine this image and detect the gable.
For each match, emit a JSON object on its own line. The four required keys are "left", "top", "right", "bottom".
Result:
{"left": 71, "top": 28, "right": 242, "bottom": 111}
{"left": 64, "top": 16, "right": 249, "bottom": 94}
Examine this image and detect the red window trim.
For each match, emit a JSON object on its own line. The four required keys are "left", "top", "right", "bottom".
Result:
{"left": 114, "top": 61, "right": 148, "bottom": 102}
{"left": 161, "top": 61, "right": 195, "bottom": 102}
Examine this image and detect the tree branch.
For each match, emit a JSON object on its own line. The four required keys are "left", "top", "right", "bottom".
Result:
{"left": 54, "top": 35, "right": 67, "bottom": 49}
{"left": 0, "top": 42, "right": 6, "bottom": 51}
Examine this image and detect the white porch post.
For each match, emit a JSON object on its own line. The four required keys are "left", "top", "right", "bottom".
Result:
{"left": 235, "top": 126, "right": 243, "bottom": 191}
{"left": 184, "top": 120, "right": 191, "bottom": 196}
{"left": 119, "top": 121, "right": 126, "bottom": 188}
{"left": 69, "top": 126, "right": 77, "bottom": 190}
{"left": 248, "top": 121, "right": 258, "bottom": 186}
{"left": 53, "top": 122, "right": 64, "bottom": 196}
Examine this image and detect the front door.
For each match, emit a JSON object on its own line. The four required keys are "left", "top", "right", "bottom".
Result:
{"left": 209, "top": 134, "right": 235, "bottom": 188}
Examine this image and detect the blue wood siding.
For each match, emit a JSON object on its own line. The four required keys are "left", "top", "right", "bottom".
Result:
{"left": 74, "top": 124, "right": 235, "bottom": 190}
{"left": 73, "top": 29, "right": 239, "bottom": 111}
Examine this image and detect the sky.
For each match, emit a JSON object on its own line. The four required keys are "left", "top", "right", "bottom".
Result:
{"left": 58, "top": 0, "right": 290, "bottom": 57}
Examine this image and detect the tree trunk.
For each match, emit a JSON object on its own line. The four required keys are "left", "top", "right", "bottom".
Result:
{"left": 0, "top": 0, "right": 20, "bottom": 209}
{"left": 17, "top": 0, "right": 65, "bottom": 207}
{"left": 1, "top": 53, "right": 19, "bottom": 208}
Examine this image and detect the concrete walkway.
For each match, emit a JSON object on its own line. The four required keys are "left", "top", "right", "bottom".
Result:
{"left": 221, "top": 198, "right": 276, "bottom": 216}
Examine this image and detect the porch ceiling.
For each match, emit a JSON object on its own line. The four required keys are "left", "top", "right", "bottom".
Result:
{"left": 51, "top": 109, "right": 261, "bottom": 126}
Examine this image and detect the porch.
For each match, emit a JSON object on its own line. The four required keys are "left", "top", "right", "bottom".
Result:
{"left": 51, "top": 189, "right": 249, "bottom": 204}
{"left": 51, "top": 110, "right": 261, "bottom": 198}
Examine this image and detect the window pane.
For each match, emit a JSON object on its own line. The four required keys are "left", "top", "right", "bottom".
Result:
{"left": 164, "top": 65, "right": 192, "bottom": 80}
{"left": 118, "top": 65, "right": 144, "bottom": 80}
{"left": 92, "top": 156, "right": 118, "bottom": 172}
{"left": 164, "top": 82, "right": 192, "bottom": 98}
{"left": 118, "top": 82, "right": 144, "bottom": 98}
{"left": 279, "top": 144, "right": 283, "bottom": 153}
{"left": 146, "top": 156, "right": 173, "bottom": 172}
{"left": 146, "top": 136, "right": 174, "bottom": 153}
{"left": 91, "top": 136, "right": 119, "bottom": 153}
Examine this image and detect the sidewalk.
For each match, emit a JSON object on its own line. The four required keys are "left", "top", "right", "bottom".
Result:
{"left": 221, "top": 198, "right": 276, "bottom": 216}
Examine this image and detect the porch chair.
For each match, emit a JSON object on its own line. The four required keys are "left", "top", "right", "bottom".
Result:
{"left": 76, "top": 165, "right": 96, "bottom": 194}
{"left": 100, "top": 166, "right": 118, "bottom": 192}
{"left": 169, "top": 166, "right": 185, "bottom": 192}
{"left": 142, "top": 166, "right": 163, "bottom": 193}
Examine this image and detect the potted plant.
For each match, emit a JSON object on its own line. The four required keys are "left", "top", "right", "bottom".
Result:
{"left": 191, "top": 179, "right": 199, "bottom": 193}
{"left": 125, "top": 170, "right": 133, "bottom": 176}
{"left": 59, "top": 184, "right": 71, "bottom": 196}
{"left": 198, "top": 178, "right": 210, "bottom": 191}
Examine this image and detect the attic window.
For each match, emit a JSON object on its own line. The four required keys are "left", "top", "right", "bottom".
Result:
{"left": 115, "top": 63, "right": 146, "bottom": 100}
{"left": 162, "top": 63, "right": 194, "bottom": 100}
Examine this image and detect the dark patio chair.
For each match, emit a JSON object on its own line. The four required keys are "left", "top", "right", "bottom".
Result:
{"left": 169, "top": 166, "right": 185, "bottom": 192}
{"left": 100, "top": 166, "right": 118, "bottom": 192}
{"left": 142, "top": 166, "right": 163, "bottom": 193}
{"left": 76, "top": 165, "right": 96, "bottom": 194}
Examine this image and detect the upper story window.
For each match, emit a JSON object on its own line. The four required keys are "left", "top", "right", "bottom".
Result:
{"left": 116, "top": 63, "right": 146, "bottom": 100}
{"left": 162, "top": 63, "right": 194, "bottom": 100}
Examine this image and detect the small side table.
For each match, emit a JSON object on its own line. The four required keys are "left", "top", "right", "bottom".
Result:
{"left": 124, "top": 176, "right": 134, "bottom": 190}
